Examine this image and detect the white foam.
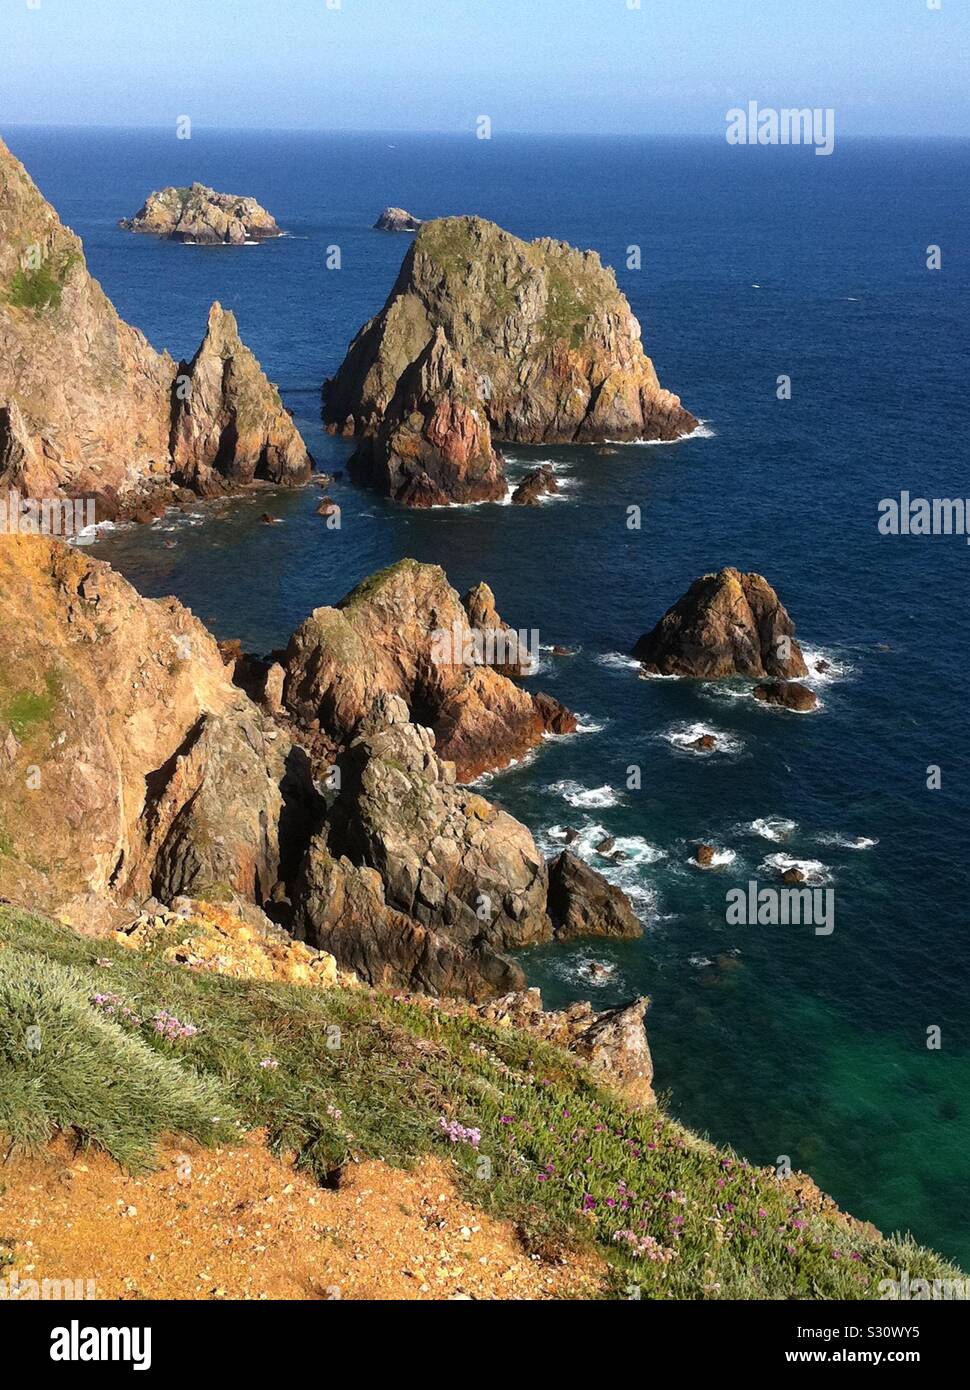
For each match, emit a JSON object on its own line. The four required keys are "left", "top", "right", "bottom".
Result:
{"left": 547, "top": 780, "right": 620, "bottom": 808}
{"left": 598, "top": 651, "right": 641, "bottom": 671}
{"left": 816, "top": 832, "right": 878, "bottom": 851}
{"left": 760, "top": 852, "right": 832, "bottom": 886}
{"left": 689, "top": 954, "right": 714, "bottom": 968}
{"left": 748, "top": 817, "right": 797, "bottom": 843}
{"left": 801, "top": 645, "right": 854, "bottom": 685}
{"left": 660, "top": 721, "right": 745, "bottom": 756}
{"left": 691, "top": 848, "right": 737, "bottom": 869}
{"left": 609, "top": 421, "right": 716, "bottom": 446}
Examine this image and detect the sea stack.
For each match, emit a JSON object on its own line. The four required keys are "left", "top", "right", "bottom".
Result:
{"left": 0, "top": 140, "right": 308, "bottom": 511}
{"left": 374, "top": 206, "right": 423, "bottom": 232}
{"left": 120, "top": 184, "right": 282, "bottom": 244}
{"left": 634, "top": 568, "right": 809, "bottom": 679}
{"left": 324, "top": 215, "right": 697, "bottom": 506}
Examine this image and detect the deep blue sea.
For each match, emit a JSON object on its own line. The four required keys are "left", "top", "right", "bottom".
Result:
{"left": 7, "top": 126, "right": 969, "bottom": 1265}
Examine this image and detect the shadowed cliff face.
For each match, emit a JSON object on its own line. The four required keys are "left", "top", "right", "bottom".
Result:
{"left": 0, "top": 140, "right": 309, "bottom": 511}
{"left": 323, "top": 215, "right": 697, "bottom": 504}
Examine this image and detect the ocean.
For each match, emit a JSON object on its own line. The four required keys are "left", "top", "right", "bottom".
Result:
{"left": 6, "top": 125, "right": 969, "bottom": 1265}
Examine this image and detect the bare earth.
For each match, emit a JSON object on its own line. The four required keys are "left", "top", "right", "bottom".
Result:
{"left": 0, "top": 1133, "right": 604, "bottom": 1301}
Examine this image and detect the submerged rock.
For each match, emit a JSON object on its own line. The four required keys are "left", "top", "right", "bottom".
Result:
{"left": 324, "top": 215, "right": 696, "bottom": 505}
{"left": 634, "top": 567, "right": 809, "bottom": 679}
{"left": 753, "top": 681, "right": 819, "bottom": 712}
{"left": 120, "top": 183, "right": 282, "bottom": 244}
{"left": 374, "top": 206, "right": 423, "bottom": 232}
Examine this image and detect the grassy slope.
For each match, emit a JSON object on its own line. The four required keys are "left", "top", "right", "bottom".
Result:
{"left": 0, "top": 904, "right": 959, "bottom": 1300}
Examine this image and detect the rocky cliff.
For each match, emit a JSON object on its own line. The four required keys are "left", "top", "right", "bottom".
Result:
{"left": 120, "top": 183, "right": 282, "bottom": 244}
{"left": 0, "top": 139, "right": 309, "bottom": 512}
{"left": 280, "top": 558, "right": 575, "bottom": 781}
{"left": 0, "top": 538, "right": 633, "bottom": 1000}
{"left": 324, "top": 215, "right": 697, "bottom": 504}
{"left": 633, "top": 567, "right": 809, "bottom": 679}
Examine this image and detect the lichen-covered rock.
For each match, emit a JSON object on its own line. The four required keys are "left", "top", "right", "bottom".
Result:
{"left": 324, "top": 215, "right": 696, "bottom": 505}
{"left": 546, "top": 850, "right": 643, "bottom": 940}
{"left": 170, "top": 303, "right": 311, "bottom": 493}
{"left": 120, "top": 184, "right": 282, "bottom": 244}
{"left": 0, "top": 139, "right": 307, "bottom": 509}
{"left": 374, "top": 207, "right": 423, "bottom": 232}
{"left": 633, "top": 568, "right": 809, "bottom": 679}
{"left": 281, "top": 559, "right": 574, "bottom": 780}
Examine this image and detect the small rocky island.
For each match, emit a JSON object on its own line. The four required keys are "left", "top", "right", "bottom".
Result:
{"left": 324, "top": 215, "right": 697, "bottom": 507}
{"left": 120, "top": 183, "right": 282, "bottom": 244}
{"left": 374, "top": 206, "right": 423, "bottom": 232}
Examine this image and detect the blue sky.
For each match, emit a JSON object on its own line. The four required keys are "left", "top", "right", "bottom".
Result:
{"left": 2, "top": 0, "right": 968, "bottom": 136}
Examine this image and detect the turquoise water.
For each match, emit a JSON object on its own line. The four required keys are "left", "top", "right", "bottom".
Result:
{"left": 8, "top": 126, "right": 968, "bottom": 1264}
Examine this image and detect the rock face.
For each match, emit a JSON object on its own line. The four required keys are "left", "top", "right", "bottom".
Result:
{"left": 374, "top": 207, "right": 423, "bottom": 233}
{"left": 291, "top": 695, "right": 551, "bottom": 998}
{"left": 0, "top": 138, "right": 307, "bottom": 510}
{"left": 0, "top": 537, "right": 304, "bottom": 918}
{"left": 170, "top": 303, "right": 311, "bottom": 493}
{"left": 634, "top": 568, "right": 809, "bottom": 679}
{"left": 323, "top": 215, "right": 696, "bottom": 504}
{"left": 361, "top": 328, "right": 506, "bottom": 506}
{"left": 546, "top": 851, "right": 642, "bottom": 940}
{"left": 753, "top": 681, "right": 819, "bottom": 712}
{"left": 281, "top": 559, "right": 575, "bottom": 781}
{"left": 120, "top": 184, "right": 282, "bottom": 244}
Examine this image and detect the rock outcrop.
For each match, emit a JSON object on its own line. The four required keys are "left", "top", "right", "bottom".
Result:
{"left": 281, "top": 559, "right": 575, "bottom": 781}
{"left": 360, "top": 328, "right": 506, "bottom": 506}
{"left": 471, "top": 989, "right": 654, "bottom": 1108}
{"left": 511, "top": 464, "right": 558, "bottom": 506}
{"left": 0, "top": 537, "right": 307, "bottom": 919}
{"left": 753, "top": 681, "right": 818, "bottom": 712}
{"left": 291, "top": 695, "right": 551, "bottom": 998}
{"left": 323, "top": 215, "right": 696, "bottom": 505}
{"left": 633, "top": 568, "right": 809, "bottom": 679}
{"left": 170, "top": 303, "right": 311, "bottom": 493}
{"left": 374, "top": 207, "right": 423, "bottom": 232}
{"left": 0, "top": 138, "right": 308, "bottom": 511}
{"left": 120, "top": 184, "right": 282, "bottom": 244}
{"left": 546, "top": 850, "right": 643, "bottom": 940}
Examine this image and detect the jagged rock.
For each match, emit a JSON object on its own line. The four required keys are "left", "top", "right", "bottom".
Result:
{"left": 351, "top": 328, "right": 506, "bottom": 506}
{"left": 753, "top": 681, "right": 819, "bottom": 712}
{"left": 546, "top": 850, "right": 642, "bottom": 940}
{"left": 694, "top": 844, "right": 716, "bottom": 866}
{"left": 0, "top": 537, "right": 312, "bottom": 917}
{"left": 281, "top": 559, "right": 574, "bottom": 780}
{"left": 323, "top": 215, "right": 696, "bottom": 505}
{"left": 473, "top": 988, "right": 655, "bottom": 1108}
{"left": 0, "top": 139, "right": 307, "bottom": 507}
{"left": 461, "top": 580, "right": 532, "bottom": 677}
{"left": 290, "top": 694, "right": 550, "bottom": 997}
{"left": 511, "top": 464, "right": 558, "bottom": 506}
{"left": 120, "top": 184, "right": 282, "bottom": 244}
{"left": 634, "top": 568, "right": 809, "bottom": 679}
{"left": 690, "top": 734, "right": 718, "bottom": 751}
{"left": 374, "top": 207, "right": 423, "bottom": 233}
{"left": 782, "top": 868, "right": 806, "bottom": 884}
{"left": 170, "top": 303, "right": 311, "bottom": 493}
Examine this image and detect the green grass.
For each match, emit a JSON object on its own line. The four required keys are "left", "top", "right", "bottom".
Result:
{"left": 0, "top": 903, "right": 962, "bottom": 1299}
{"left": 1, "top": 671, "right": 61, "bottom": 740}
{"left": 8, "top": 251, "right": 78, "bottom": 313}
